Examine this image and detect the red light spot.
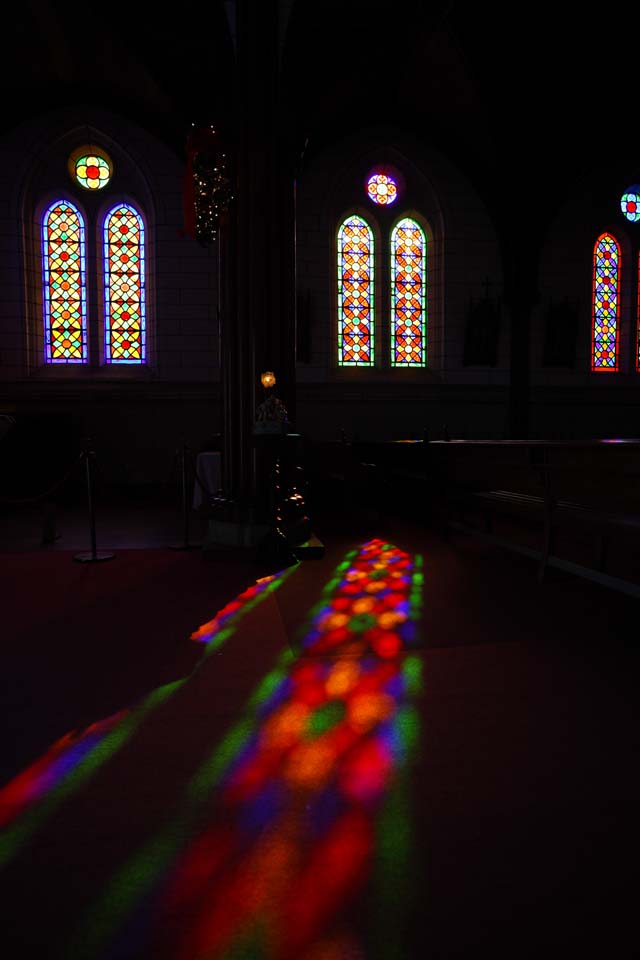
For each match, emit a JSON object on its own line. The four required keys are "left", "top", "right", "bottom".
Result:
{"left": 291, "top": 662, "right": 322, "bottom": 685}
{"left": 297, "top": 683, "right": 328, "bottom": 708}
{"left": 382, "top": 592, "right": 405, "bottom": 608}
{"left": 332, "top": 597, "right": 351, "bottom": 611}
{"left": 86, "top": 165, "right": 99, "bottom": 179}
{"left": 372, "top": 632, "right": 402, "bottom": 658}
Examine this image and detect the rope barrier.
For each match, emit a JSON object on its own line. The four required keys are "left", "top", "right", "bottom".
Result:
{"left": 0, "top": 451, "right": 84, "bottom": 505}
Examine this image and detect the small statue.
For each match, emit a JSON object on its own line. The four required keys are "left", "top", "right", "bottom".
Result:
{"left": 255, "top": 394, "right": 289, "bottom": 433}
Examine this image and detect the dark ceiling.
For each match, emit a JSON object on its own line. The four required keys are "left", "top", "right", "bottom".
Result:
{"left": 6, "top": 0, "right": 640, "bottom": 244}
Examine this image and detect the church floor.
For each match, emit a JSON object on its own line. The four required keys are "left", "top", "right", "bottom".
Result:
{"left": 0, "top": 511, "right": 637, "bottom": 959}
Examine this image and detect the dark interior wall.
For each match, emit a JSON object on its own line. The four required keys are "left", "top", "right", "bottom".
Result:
{"left": 294, "top": 132, "right": 508, "bottom": 440}
{"left": 527, "top": 163, "right": 640, "bottom": 438}
{"left": 0, "top": 108, "right": 221, "bottom": 487}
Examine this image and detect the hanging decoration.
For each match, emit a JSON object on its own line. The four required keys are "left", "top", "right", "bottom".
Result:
{"left": 183, "top": 125, "right": 233, "bottom": 245}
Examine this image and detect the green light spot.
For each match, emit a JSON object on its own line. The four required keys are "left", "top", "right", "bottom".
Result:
{"left": 402, "top": 656, "right": 423, "bottom": 693}
{"left": 203, "top": 626, "right": 233, "bottom": 655}
{"left": 348, "top": 612, "right": 376, "bottom": 633}
{"left": 307, "top": 700, "right": 345, "bottom": 738}
{"left": 323, "top": 577, "right": 340, "bottom": 593}
{"left": 248, "top": 669, "right": 286, "bottom": 708}
{"left": 187, "top": 718, "right": 253, "bottom": 802}
{"left": 397, "top": 706, "right": 420, "bottom": 753}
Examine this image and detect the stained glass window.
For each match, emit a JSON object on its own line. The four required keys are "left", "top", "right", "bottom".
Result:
{"left": 367, "top": 173, "right": 397, "bottom": 206}
{"left": 42, "top": 200, "right": 88, "bottom": 364}
{"left": 591, "top": 232, "right": 620, "bottom": 371}
{"left": 621, "top": 186, "right": 640, "bottom": 222}
{"left": 103, "top": 203, "right": 146, "bottom": 364}
{"left": 337, "top": 215, "right": 374, "bottom": 366}
{"left": 390, "top": 218, "right": 426, "bottom": 367}
{"left": 75, "top": 154, "right": 111, "bottom": 190}
{"left": 69, "top": 145, "right": 113, "bottom": 191}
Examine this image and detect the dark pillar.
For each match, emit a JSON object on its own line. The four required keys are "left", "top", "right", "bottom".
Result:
{"left": 505, "top": 254, "right": 536, "bottom": 439}
{"left": 219, "top": 0, "right": 297, "bottom": 515}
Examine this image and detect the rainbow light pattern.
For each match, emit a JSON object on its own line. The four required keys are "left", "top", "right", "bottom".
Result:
{"left": 42, "top": 200, "right": 88, "bottom": 363}
{"left": 104, "top": 203, "right": 146, "bottom": 364}
{"left": 191, "top": 572, "right": 294, "bottom": 652}
{"left": 337, "top": 215, "right": 374, "bottom": 366}
{"left": 620, "top": 186, "right": 640, "bottom": 222}
{"left": 75, "top": 153, "right": 111, "bottom": 190}
{"left": 0, "top": 710, "right": 129, "bottom": 835}
{"left": 391, "top": 218, "right": 426, "bottom": 367}
{"left": 0, "top": 680, "right": 191, "bottom": 872}
{"left": 146, "top": 540, "right": 422, "bottom": 960}
{"left": 74, "top": 541, "right": 423, "bottom": 960}
{"left": 367, "top": 172, "right": 397, "bottom": 206}
{"left": 297, "top": 538, "right": 421, "bottom": 656}
{"left": 592, "top": 232, "right": 620, "bottom": 371}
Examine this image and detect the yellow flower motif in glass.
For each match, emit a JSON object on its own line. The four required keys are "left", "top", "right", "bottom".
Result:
{"left": 75, "top": 154, "right": 111, "bottom": 190}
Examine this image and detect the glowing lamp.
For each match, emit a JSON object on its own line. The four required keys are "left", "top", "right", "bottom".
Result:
{"left": 261, "top": 371, "right": 276, "bottom": 389}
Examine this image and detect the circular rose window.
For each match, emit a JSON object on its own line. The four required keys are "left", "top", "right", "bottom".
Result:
{"left": 620, "top": 185, "right": 640, "bottom": 222}
{"left": 68, "top": 146, "right": 113, "bottom": 190}
{"left": 366, "top": 172, "right": 398, "bottom": 206}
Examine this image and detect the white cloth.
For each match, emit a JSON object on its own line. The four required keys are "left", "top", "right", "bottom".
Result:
{"left": 192, "top": 452, "right": 222, "bottom": 509}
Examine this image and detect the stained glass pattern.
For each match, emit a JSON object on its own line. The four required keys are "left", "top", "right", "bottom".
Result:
{"left": 42, "top": 200, "right": 88, "bottom": 364}
{"left": 338, "top": 216, "right": 374, "bottom": 366}
{"left": 75, "top": 154, "right": 111, "bottom": 190}
{"left": 391, "top": 218, "right": 426, "bottom": 367}
{"left": 148, "top": 540, "right": 422, "bottom": 960}
{"left": 104, "top": 204, "right": 146, "bottom": 364}
{"left": 367, "top": 173, "right": 397, "bottom": 206}
{"left": 621, "top": 186, "right": 640, "bottom": 222}
{"left": 592, "top": 232, "right": 620, "bottom": 371}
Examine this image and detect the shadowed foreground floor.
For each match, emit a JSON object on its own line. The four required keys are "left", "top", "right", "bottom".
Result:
{"left": 0, "top": 518, "right": 637, "bottom": 959}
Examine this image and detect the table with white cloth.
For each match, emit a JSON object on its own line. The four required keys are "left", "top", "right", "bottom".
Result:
{"left": 192, "top": 451, "right": 222, "bottom": 509}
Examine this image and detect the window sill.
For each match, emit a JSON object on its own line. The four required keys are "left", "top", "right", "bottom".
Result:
{"left": 27, "top": 364, "right": 156, "bottom": 381}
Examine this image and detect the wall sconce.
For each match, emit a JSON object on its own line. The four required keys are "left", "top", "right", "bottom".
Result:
{"left": 261, "top": 371, "right": 276, "bottom": 389}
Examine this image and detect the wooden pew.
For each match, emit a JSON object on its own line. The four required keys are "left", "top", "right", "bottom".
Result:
{"left": 427, "top": 439, "right": 640, "bottom": 594}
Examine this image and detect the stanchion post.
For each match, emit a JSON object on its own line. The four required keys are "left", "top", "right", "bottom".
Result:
{"left": 169, "top": 438, "right": 201, "bottom": 550}
{"left": 74, "top": 438, "right": 115, "bottom": 563}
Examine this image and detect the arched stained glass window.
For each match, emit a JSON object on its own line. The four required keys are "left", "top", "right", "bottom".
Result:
{"left": 42, "top": 199, "right": 88, "bottom": 364}
{"left": 103, "top": 203, "right": 146, "bottom": 364}
{"left": 391, "top": 218, "right": 426, "bottom": 367}
{"left": 337, "top": 215, "right": 374, "bottom": 366}
{"left": 591, "top": 232, "right": 620, "bottom": 371}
